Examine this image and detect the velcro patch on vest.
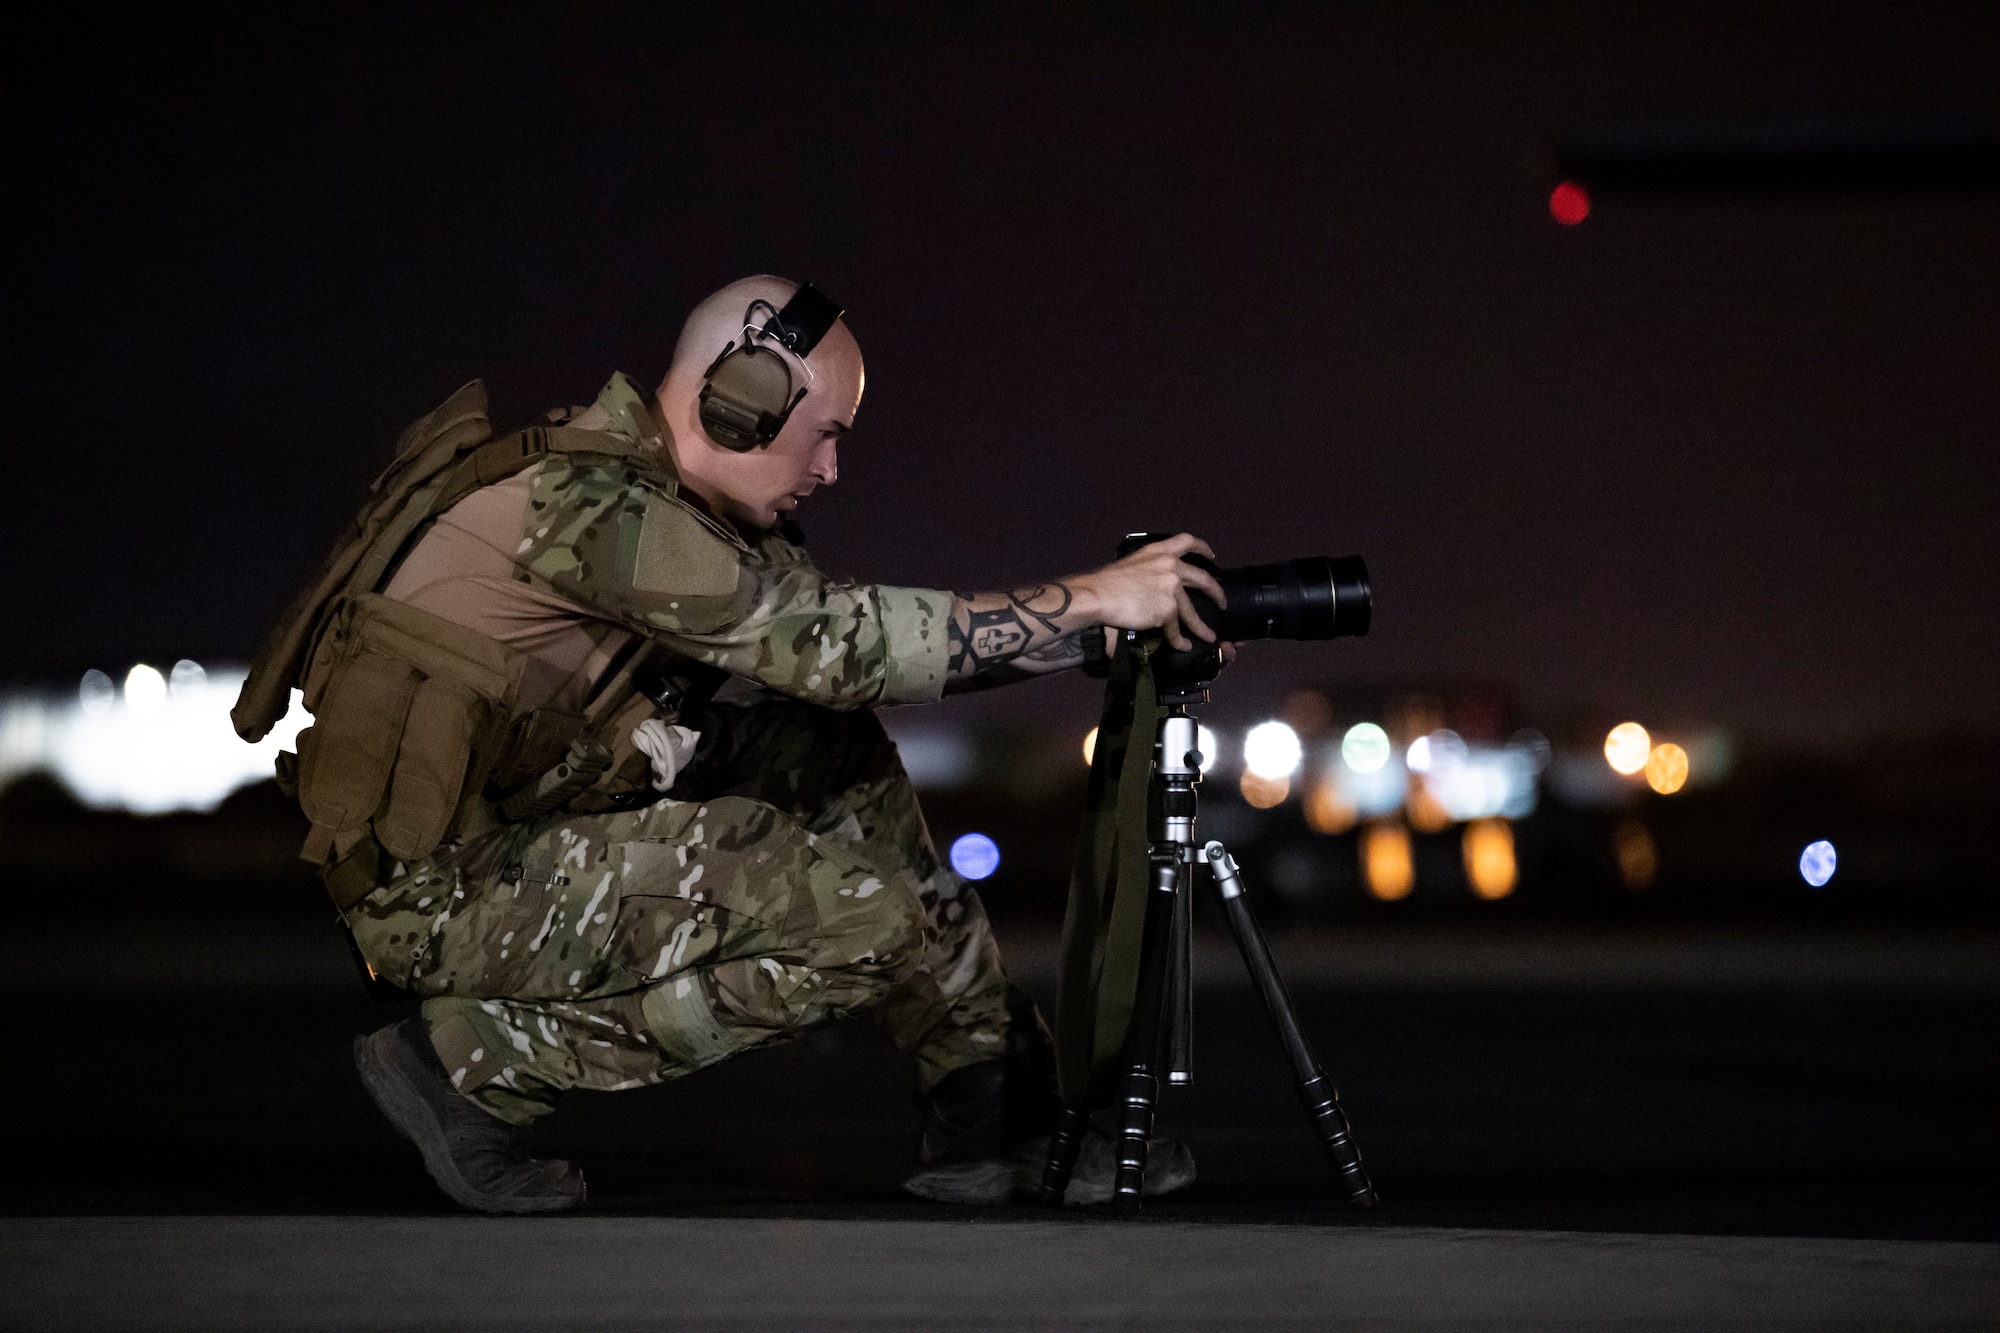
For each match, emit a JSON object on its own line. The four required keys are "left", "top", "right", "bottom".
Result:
{"left": 633, "top": 499, "right": 742, "bottom": 596}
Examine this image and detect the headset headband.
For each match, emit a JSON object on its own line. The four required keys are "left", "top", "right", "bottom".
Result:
{"left": 761, "top": 283, "right": 844, "bottom": 358}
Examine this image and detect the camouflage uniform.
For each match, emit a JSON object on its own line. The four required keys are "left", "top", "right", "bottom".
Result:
{"left": 345, "top": 375, "right": 1026, "bottom": 1124}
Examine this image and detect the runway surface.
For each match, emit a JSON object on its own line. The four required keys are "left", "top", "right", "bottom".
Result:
{"left": 5, "top": 1215, "right": 1994, "bottom": 1331}
{"left": 3, "top": 916, "right": 1994, "bottom": 1328}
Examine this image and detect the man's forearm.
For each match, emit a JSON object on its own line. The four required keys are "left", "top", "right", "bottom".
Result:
{"left": 944, "top": 582, "right": 1096, "bottom": 692}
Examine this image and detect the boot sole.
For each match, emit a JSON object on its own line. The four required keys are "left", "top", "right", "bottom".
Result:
{"left": 901, "top": 1137, "right": 1197, "bottom": 1206}
{"left": 352, "top": 1031, "right": 584, "bottom": 1215}
{"left": 1062, "top": 1137, "right": 1197, "bottom": 1206}
{"left": 900, "top": 1158, "right": 1022, "bottom": 1205}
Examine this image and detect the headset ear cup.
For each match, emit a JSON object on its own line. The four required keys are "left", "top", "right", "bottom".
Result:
{"left": 699, "top": 344, "right": 797, "bottom": 451}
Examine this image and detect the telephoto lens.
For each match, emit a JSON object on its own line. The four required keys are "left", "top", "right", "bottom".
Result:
{"left": 1185, "top": 555, "right": 1371, "bottom": 642}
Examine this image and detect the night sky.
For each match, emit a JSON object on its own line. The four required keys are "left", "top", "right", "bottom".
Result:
{"left": 11, "top": 4, "right": 1997, "bottom": 745}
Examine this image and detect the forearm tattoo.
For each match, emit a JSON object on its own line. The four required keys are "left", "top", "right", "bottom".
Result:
{"left": 1022, "top": 630, "right": 1087, "bottom": 664}
{"left": 947, "top": 583, "right": 1083, "bottom": 679}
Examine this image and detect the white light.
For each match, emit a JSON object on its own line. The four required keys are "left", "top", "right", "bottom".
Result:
{"left": 123, "top": 664, "right": 168, "bottom": 714}
{"left": 1799, "top": 840, "right": 1837, "bottom": 888}
{"left": 1428, "top": 746, "right": 1539, "bottom": 821}
{"left": 1198, "top": 726, "right": 1221, "bottom": 772}
{"left": 1341, "top": 722, "right": 1391, "bottom": 774}
{"left": 170, "top": 659, "right": 207, "bottom": 696}
{"left": 3, "top": 668, "right": 309, "bottom": 814}
{"left": 79, "top": 670, "right": 115, "bottom": 715}
{"left": 1605, "top": 722, "right": 1651, "bottom": 776}
{"left": 1509, "top": 728, "right": 1553, "bottom": 773}
{"left": 1243, "top": 721, "right": 1303, "bottom": 780}
{"left": 1407, "top": 729, "right": 1465, "bottom": 776}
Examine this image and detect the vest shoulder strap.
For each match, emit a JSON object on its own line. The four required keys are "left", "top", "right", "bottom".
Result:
{"left": 231, "top": 388, "right": 659, "bottom": 743}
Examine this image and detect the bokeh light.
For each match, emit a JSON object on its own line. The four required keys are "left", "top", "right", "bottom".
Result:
{"left": 1086, "top": 724, "right": 1222, "bottom": 773}
{"left": 1406, "top": 775, "right": 1453, "bottom": 833}
{"left": 1604, "top": 722, "right": 1651, "bottom": 776}
{"left": 123, "top": 664, "right": 167, "bottom": 714}
{"left": 1549, "top": 180, "right": 1590, "bottom": 225}
{"left": 169, "top": 659, "right": 207, "bottom": 696}
{"left": 1282, "top": 688, "right": 1333, "bottom": 737}
{"left": 1799, "top": 840, "right": 1837, "bottom": 888}
{"left": 1462, "top": 818, "right": 1517, "bottom": 900}
{"left": 1303, "top": 780, "right": 1357, "bottom": 836}
{"left": 1239, "top": 771, "right": 1291, "bottom": 809}
{"left": 949, "top": 833, "right": 1001, "bottom": 880}
{"left": 1341, "top": 722, "right": 1391, "bottom": 774}
{"left": 1406, "top": 729, "right": 1466, "bottom": 776}
{"left": 1644, "top": 742, "right": 1689, "bottom": 795}
{"left": 1362, "top": 823, "right": 1414, "bottom": 901}
{"left": 1614, "top": 819, "right": 1658, "bottom": 890}
{"left": 1243, "top": 721, "right": 1303, "bottom": 780}
{"left": 78, "top": 670, "right": 115, "bottom": 715}
{"left": 15, "top": 670, "right": 309, "bottom": 814}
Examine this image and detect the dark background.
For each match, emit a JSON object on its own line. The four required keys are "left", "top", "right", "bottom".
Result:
{"left": 9, "top": 2, "right": 1998, "bottom": 745}
{"left": 2, "top": 2, "right": 1994, "bottom": 1276}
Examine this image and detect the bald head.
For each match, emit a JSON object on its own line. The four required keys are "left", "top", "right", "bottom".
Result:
{"left": 655, "top": 275, "right": 865, "bottom": 532}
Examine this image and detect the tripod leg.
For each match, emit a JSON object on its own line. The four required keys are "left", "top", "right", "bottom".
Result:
{"left": 1038, "top": 1107, "right": 1090, "bottom": 1205}
{"left": 1110, "top": 849, "right": 1183, "bottom": 1211}
{"left": 1205, "top": 841, "right": 1378, "bottom": 1208}
{"left": 1166, "top": 859, "right": 1194, "bottom": 1085}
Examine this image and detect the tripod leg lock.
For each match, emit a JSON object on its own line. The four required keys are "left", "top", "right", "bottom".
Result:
{"left": 1038, "top": 1107, "right": 1090, "bottom": 1206}
{"left": 1112, "top": 1067, "right": 1158, "bottom": 1211}
{"left": 1300, "top": 1069, "right": 1378, "bottom": 1208}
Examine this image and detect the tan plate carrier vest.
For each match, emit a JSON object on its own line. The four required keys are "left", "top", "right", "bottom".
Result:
{"left": 231, "top": 381, "right": 712, "bottom": 911}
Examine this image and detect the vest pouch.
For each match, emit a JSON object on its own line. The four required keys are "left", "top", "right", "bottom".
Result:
{"left": 488, "top": 706, "right": 589, "bottom": 797}
{"left": 296, "top": 593, "right": 520, "bottom": 869}
{"left": 377, "top": 675, "right": 488, "bottom": 863}
{"left": 297, "top": 647, "right": 420, "bottom": 864}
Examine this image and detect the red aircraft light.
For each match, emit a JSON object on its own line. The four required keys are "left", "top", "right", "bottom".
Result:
{"left": 1548, "top": 181, "right": 1590, "bottom": 225}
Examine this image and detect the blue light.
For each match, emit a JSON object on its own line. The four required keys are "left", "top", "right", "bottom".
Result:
{"left": 1799, "top": 840, "right": 1837, "bottom": 888}
{"left": 950, "top": 833, "right": 1001, "bottom": 881}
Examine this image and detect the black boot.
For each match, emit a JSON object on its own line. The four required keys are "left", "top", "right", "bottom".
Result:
{"left": 900, "top": 989, "right": 1195, "bottom": 1205}
{"left": 353, "top": 1018, "right": 585, "bottom": 1214}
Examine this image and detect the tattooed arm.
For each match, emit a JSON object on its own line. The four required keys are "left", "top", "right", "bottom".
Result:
{"left": 941, "top": 535, "right": 1228, "bottom": 694}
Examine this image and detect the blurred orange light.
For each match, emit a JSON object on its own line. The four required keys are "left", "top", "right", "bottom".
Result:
{"left": 1304, "top": 780, "right": 1357, "bottom": 836}
{"left": 1240, "top": 771, "right": 1291, "bottom": 809}
{"left": 1082, "top": 727, "right": 1098, "bottom": 766}
{"left": 1363, "top": 823, "right": 1415, "bottom": 901}
{"left": 1614, "top": 818, "right": 1658, "bottom": 890}
{"left": 1604, "top": 722, "right": 1651, "bottom": 775}
{"left": 1283, "top": 689, "right": 1335, "bottom": 738}
{"left": 1407, "top": 774, "right": 1452, "bottom": 833}
{"left": 1644, "top": 742, "right": 1689, "bottom": 794}
{"left": 1462, "top": 818, "right": 1517, "bottom": 900}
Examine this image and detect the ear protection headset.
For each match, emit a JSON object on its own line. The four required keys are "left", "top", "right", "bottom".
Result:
{"left": 696, "top": 283, "right": 846, "bottom": 451}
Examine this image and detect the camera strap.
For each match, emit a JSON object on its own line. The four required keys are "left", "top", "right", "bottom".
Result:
{"left": 1053, "top": 633, "right": 1165, "bottom": 1108}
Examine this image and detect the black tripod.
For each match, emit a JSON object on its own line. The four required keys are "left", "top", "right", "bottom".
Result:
{"left": 1038, "top": 686, "right": 1378, "bottom": 1211}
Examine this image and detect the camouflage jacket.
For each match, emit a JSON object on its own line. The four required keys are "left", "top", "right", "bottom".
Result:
{"left": 516, "top": 374, "right": 951, "bottom": 709}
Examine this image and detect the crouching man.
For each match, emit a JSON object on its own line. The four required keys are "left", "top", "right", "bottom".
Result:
{"left": 233, "top": 276, "right": 1227, "bottom": 1212}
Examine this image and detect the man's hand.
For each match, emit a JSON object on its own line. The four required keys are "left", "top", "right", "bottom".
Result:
{"left": 942, "top": 534, "right": 1229, "bottom": 693}
{"left": 1070, "top": 534, "right": 1228, "bottom": 652}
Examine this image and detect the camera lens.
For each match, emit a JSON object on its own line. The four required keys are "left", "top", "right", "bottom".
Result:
{"left": 1188, "top": 556, "right": 1371, "bottom": 642}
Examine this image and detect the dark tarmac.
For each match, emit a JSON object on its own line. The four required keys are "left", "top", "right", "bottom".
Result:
{"left": 3, "top": 918, "right": 1995, "bottom": 1329}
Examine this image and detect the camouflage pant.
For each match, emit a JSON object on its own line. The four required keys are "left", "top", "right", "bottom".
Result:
{"left": 348, "top": 696, "right": 1022, "bottom": 1124}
